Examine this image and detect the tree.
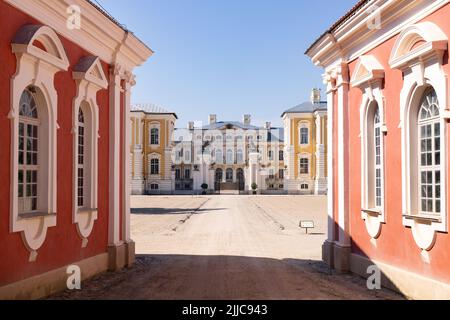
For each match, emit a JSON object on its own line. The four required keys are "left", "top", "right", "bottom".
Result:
{"left": 251, "top": 183, "right": 257, "bottom": 195}
{"left": 201, "top": 183, "right": 208, "bottom": 195}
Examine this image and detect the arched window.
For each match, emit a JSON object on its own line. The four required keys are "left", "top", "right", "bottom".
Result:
{"left": 150, "top": 127, "right": 159, "bottom": 145}
{"left": 18, "top": 89, "right": 39, "bottom": 213}
{"left": 215, "top": 168, "right": 223, "bottom": 182}
{"left": 77, "top": 109, "right": 85, "bottom": 208}
{"left": 185, "top": 149, "right": 191, "bottom": 163}
{"left": 226, "top": 168, "right": 233, "bottom": 182}
{"left": 216, "top": 149, "right": 223, "bottom": 164}
{"left": 418, "top": 88, "right": 441, "bottom": 216}
{"left": 365, "top": 102, "right": 384, "bottom": 211}
{"left": 226, "top": 149, "right": 233, "bottom": 164}
{"left": 236, "top": 149, "right": 243, "bottom": 164}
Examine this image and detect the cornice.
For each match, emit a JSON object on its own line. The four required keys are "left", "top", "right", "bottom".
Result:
{"left": 306, "top": 0, "right": 449, "bottom": 69}
{"left": 5, "top": 0, "right": 153, "bottom": 70}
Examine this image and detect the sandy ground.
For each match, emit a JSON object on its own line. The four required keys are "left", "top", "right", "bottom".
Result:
{"left": 50, "top": 195, "right": 402, "bottom": 300}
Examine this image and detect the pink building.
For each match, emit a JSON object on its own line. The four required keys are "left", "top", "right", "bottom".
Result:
{"left": 306, "top": 0, "right": 450, "bottom": 299}
{"left": 0, "top": 0, "right": 152, "bottom": 299}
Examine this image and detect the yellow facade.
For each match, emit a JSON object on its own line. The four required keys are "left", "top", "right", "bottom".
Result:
{"left": 130, "top": 105, "right": 177, "bottom": 194}
{"left": 282, "top": 89, "right": 328, "bottom": 194}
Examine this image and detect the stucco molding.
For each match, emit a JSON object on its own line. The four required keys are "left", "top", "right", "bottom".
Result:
{"left": 9, "top": 25, "right": 69, "bottom": 259}
{"left": 389, "top": 22, "right": 448, "bottom": 70}
{"left": 398, "top": 24, "right": 448, "bottom": 250}
{"left": 359, "top": 87, "right": 387, "bottom": 239}
{"left": 72, "top": 56, "right": 107, "bottom": 247}
{"left": 350, "top": 55, "right": 385, "bottom": 89}
{"left": 5, "top": 0, "right": 153, "bottom": 70}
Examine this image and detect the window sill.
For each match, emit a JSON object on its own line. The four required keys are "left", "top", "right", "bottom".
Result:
{"left": 18, "top": 211, "right": 56, "bottom": 220}
{"left": 77, "top": 208, "right": 98, "bottom": 215}
{"left": 362, "top": 208, "right": 382, "bottom": 217}
{"left": 403, "top": 214, "right": 442, "bottom": 223}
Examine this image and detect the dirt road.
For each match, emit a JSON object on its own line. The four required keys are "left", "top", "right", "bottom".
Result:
{"left": 50, "top": 195, "right": 402, "bottom": 300}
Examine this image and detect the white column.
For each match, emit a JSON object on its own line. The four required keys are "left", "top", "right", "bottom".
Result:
{"left": 122, "top": 71, "right": 135, "bottom": 242}
{"left": 108, "top": 64, "right": 122, "bottom": 246}
{"left": 336, "top": 65, "right": 350, "bottom": 248}
{"left": 324, "top": 74, "right": 335, "bottom": 244}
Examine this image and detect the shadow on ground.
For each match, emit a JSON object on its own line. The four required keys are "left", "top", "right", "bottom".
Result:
{"left": 131, "top": 208, "right": 226, "bottom": 215}
{"left": 48, "top": 254, "right": 404, "bottom": 300}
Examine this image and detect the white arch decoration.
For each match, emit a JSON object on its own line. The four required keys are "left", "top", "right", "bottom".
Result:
{"left": 351, "top": 55, "right": 386, "bottom": 240}
{"left": 389, "top": 22, "right": 447, "bottom": 70}
{"left": 393, "top": 22, "right": 449, "bottom": 251}
{"left": 9, "top": 25, "right": 69, "bottom": 261}
{"left": 72, "top": 56, "right": 108, "bottom": 247}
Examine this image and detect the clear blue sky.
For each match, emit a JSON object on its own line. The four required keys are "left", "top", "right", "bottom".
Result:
{"left": 96, "top": 0, "right": 356, "bottom": 127}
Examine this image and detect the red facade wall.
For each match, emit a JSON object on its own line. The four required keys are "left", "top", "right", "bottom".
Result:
{"left": 347, "top": 4, "right": 450, "bottom": 284}
{"left": 0, "top": 1, "right": 110, "bottom": 286}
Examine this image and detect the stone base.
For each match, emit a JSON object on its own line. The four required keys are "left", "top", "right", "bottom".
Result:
{"left": 0, "top": 253, "right": 109, "bottom": 300}
{"left": 322, "top": 241, "right": 350, "bottom": 273}
{"left": 349, "top": 253, "right": 450, "bottom": 299}
{"left": 108, "top": 241, "right": 136, "bottom": 271}
{"left": 322, "top": 240, "right": 334, "bottom": 268}
{"left": 333, "top": 243, "right": 351, "bottom": 273}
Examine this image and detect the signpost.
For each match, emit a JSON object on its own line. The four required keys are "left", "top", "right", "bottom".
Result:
{"left": 299, "top": 220, "right": 315, "bottom": 234}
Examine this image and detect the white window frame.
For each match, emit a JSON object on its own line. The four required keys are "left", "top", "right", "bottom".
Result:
{"left": 226, "top": 149, "right": 234, "bottom": 164}
{"left": 72, "top": 56, "right": 107, "bottom": 246}
{"left": 391, "top": 22, "right": 448, "bottom": 250}
{"left": 149, "top": 122, "right": 160, "bottom": 146}
{"left": 298, "top": 153, "right": 311, "bottom": 177}
{"left": 149, "top": 153, "right": 161, "bottom": 178}
{"left": 298, "top": 122, "right": 310, "bottom": 146}
{"left": 10, "top": 25, "right": 69, "bottom": 257}
{"left": 351, "top": 54, "right": 386, "bottom": 240}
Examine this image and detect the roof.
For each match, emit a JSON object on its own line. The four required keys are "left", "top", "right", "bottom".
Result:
{"left": 282, "top": 101, "right": 327, "bottom": 117}
{"left": 85, "top": 0, "right": 153, "bottom": 53}
{"left": 131, "top": 103, "right": 178, "bottom": 118}
{"left": 201, "top": 121, "right": 261, "bottom": 131}
{"left": 174, "top": 125, "right": 284, "bottom": 143}
{"left": 305, "top": 0, "right": 371, "bottom": 55}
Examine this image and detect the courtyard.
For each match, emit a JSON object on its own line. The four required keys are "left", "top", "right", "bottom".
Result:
{"left": 50, "top": 195, "right": 401, "bottom": 300}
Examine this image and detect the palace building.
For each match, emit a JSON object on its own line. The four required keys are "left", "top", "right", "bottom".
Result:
{"left": 130, "top": 104, "right": 177, "bottom": 195}
{"left": 172, "top": 115, "right": 286, "bottom": 194}
{"left": 282, "top": 89, "right": 328, "bottom": 195}
{"left": 0, "top": 0, "right": 152, "bottom": 299}
{"left": 306, "top": 0, "right": 450, "bottom": 298}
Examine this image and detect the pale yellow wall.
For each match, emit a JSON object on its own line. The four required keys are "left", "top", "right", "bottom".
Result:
{"left": 130, "top": 112, "right": 175, "bottom": 180}
{"left": 292, "top": 116, "right": 316, "bottom": 179}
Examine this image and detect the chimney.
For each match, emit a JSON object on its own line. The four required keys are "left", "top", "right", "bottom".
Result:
{"left": 311, "top": 88, "right": 321, "bottom": 104}
{"left": 265, "top": 122, "right": 271, "bottom": 129}
{"left": 243, "top": 114, "right": 251, "bottom": 125}
{"left": 209, "top": 114, "right": 217, "bottom": 125}
{"left": 188, "top": 121, "right": 194, "bottom": 130}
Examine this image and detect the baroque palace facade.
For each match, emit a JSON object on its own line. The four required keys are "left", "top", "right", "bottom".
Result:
{"left": 130, "top": 89, "right": 328, "bottom": 195}
{"left": 306, "top": 0, "right": 450, "bottom": 299}
{"left": 0, "top": 0, "right": 152, "bottom": 299}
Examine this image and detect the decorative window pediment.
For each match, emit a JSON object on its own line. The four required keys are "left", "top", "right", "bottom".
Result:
{"left": 73, "top": 56, "right": 108, "bottom": 90}
{"left": 12, "top": 25, "right": 69, "bottom": 71}
{"left": 389, "top": 22, "right": 448, "bottom": 70}
{"left": 10, "top": 25, "right": 69, "bottom": 260}
{"left": 350, "top": 55, "right": 384, "bottom": 88}
{"left": 72, "top": 56, "right": 107, "bottom": 247}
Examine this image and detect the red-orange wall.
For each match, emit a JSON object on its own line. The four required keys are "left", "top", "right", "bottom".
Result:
{"left": 0, "top": 1, "right": 111, "bottom": 286}
{"left": 347, "top": 3, "right": 450, "bottom": 284}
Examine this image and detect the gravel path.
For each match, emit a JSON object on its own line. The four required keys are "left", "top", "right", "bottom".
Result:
{"left": 49, "top": 195, "right": 403, "bottom": 300}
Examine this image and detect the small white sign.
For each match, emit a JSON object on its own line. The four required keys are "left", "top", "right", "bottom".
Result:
{"left": 299, "top": 221, "right": 314, "bottom": 229}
